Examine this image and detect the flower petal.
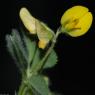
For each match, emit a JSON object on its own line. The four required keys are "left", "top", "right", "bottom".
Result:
{"left": 68, "top": 12, "right": 93, "bottom": 37}
{"left": 19, "top": 8, "right": 36, "bottom": 34}
{"left": 61, "top": 6, "right": 89, "bottom": 25}
{"left": 61, "top": 5, "right": 93, "bottom": 37}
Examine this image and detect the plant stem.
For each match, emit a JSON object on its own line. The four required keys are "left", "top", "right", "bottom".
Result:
{"left": 36, "top": 28, "right": 61, "bottom": 72}
{"left": 18, "top": 81, "right": 26, "bottom": 95}
{"left": 18, "top": 28, "right": 61, "bottom": 95}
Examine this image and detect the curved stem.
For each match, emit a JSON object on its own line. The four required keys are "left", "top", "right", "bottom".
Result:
{"left": 35, "top": 28, "right": 61, "bottom": 72}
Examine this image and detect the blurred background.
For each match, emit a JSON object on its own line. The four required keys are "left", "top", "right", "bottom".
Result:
{"left": 0, "top": 0, "right": 95, "bottom": 94}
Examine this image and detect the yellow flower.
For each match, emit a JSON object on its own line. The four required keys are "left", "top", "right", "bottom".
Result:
{"left": 61, "top": 5, "right": 93, "bottom": 37}
{"left": 19, "top": 8, "right": 54, "bottom": 49}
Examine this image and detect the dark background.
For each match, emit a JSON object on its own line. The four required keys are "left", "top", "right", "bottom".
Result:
{"left": 0, "top": 0, "right": 95, "bottom": 94}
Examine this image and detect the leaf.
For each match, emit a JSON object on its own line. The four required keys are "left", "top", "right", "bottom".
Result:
{"left": 6, "top": 29, "right": 37, "bottom": 75}
{"left": 12, "top": 29, "right": 28, "bottom": 63}
{"left": 43, "top": 50, "right": 58, "bottom": 69}
{"left": 6, "top": 28, "right": 57, "bottom": 79}
{"left": 6, "top": 35, "right": 16, "bottom": 62}
{"left": 31, "top": 49, "right": 57, "bottom": 73}
{"left": 22, "top": 32, "right": 37, "bottom": 64}
{"left": 6, "top": 34, "right": 26, "bottom": 74}
{"left": 30, "top": 48, "right": 42, "bottom": 72}
{"left": 43, "top": 76, "right": 50, "bottom": 86}
{"left": 11, "top": 30, "right": 28, "bottom": 69}
{"left": 29, "top": 75, "right": 50, "bottom": 95}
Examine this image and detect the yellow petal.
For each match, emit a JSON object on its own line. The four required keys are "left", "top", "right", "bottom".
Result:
{"left": 61, "top": 5, "right": 93, "bottom": 37}
{"left": 38, "top": 40, "right": 48, "bottom": 49}
{"left": 68, "top": 12, "right": 93, "bottom": 37}
{"left": 19, "top": 8, "right": 36, "bottom": 34}
{"left": 61, "top": 6, "right": 89, "bottom": 25}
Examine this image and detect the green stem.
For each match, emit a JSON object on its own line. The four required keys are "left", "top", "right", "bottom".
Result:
{"left": 18, "top": 82, "right": 33, "bottom": 95}
{"left": 18, "top": 28, "right": 61, "bottom": 95}
{"left": 35, "top": 27, "right": 61, "bottom": 72}
{"left": 18, "top": 81, "right": 26, "bottom": 95}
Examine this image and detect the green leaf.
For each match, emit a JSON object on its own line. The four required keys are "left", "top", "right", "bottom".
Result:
{"left": 6, "top": 35, "right": 17, "bottom": 62}
{"left": 43, "top": 76, "right": 50, "bottom": 86}
{"left": 6, "top": 29, "right": 37, "bottom": 75}
{"left": 31, "top": 49, "right": 57, "bottom": 73}
{"left": 30, "top": 48, "right": 43, "bottom": 72}
{"left": 6, "top": 34, "right": 26, "bottom": 74}
{"left": 29, "top": 75, "right": 50, "bottom": 95}
{"left": 43, "top": 50, "right": 58, "bottom": 69}
{"left": 6, "top": 28, "right": 57, "bottom": 77}
{"left": 12, "top": 29, "right": 28, "bottom": 63}
{"left": 11, "top": 30, "right": 28, "bottom": 69}
{"left": 22, "top": 32, "right": 37, "bottom": 64}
